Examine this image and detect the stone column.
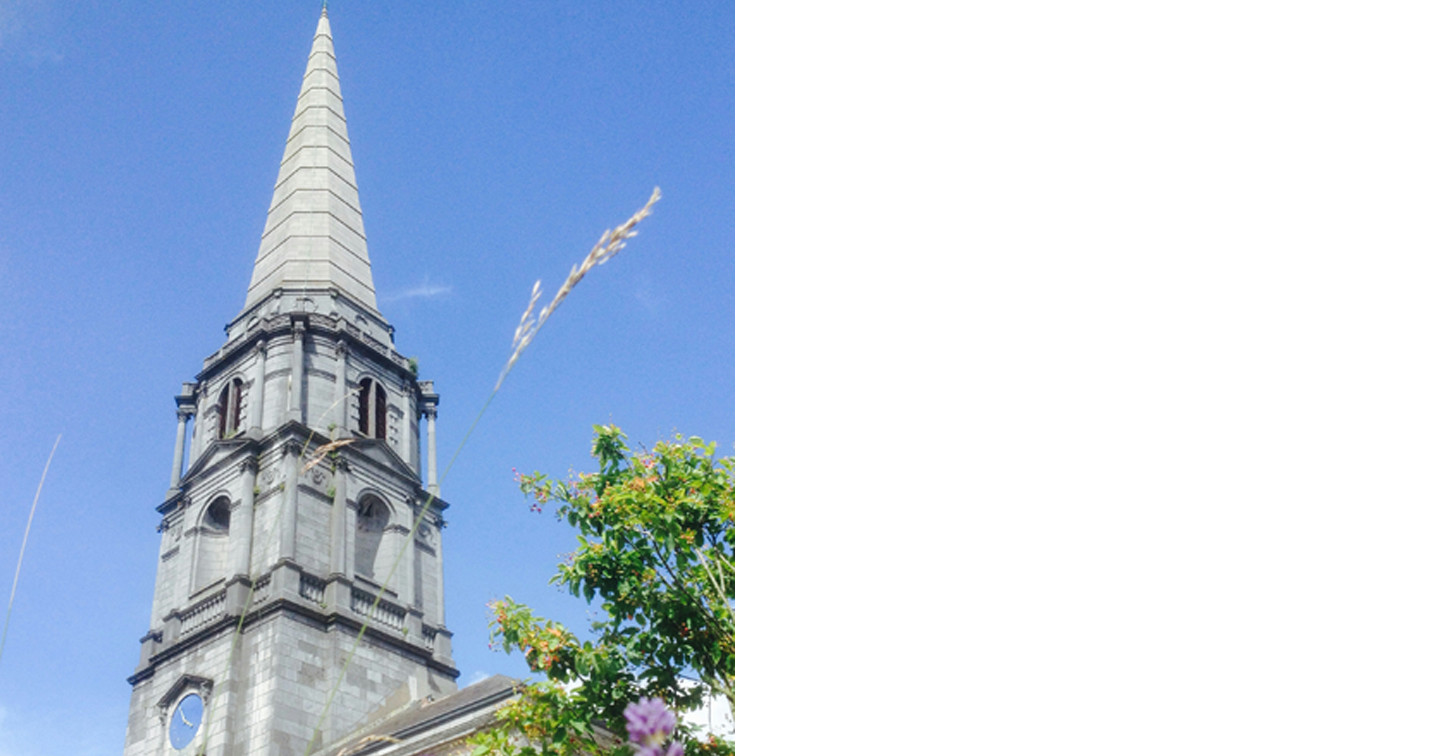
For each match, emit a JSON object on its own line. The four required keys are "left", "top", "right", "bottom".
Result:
{"left": 279, "top": 441, "right": 301, "bottom": 563}
{"left": 419, "top": 382, "right": 440, "bottom": 496}
{"left": 229, "top": 457, "right": 258, "bottom": 579}
{"left": 169, "top": 384, "right": 196, "bottom": 491}
{"left": 328, "top": 458, "right": 349, "bottom": 578}
{"left": 288, "top": 319, "right": 306, "bottom": 424}
{"left": 332, "top": 340, "right": 348, "bottom": 437}
{"left": 249, "top": 339, "right": 268, "bottom": 436}
{"left": 169, "top": 415, "right": 187, "bottom": 489}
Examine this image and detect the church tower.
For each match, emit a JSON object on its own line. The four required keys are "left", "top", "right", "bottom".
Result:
{"left": 124, "top": 11, "right": 459, "bottom": 755}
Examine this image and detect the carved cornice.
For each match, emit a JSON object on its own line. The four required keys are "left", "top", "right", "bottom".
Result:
{"left": 175, "top": 384, "right": 198, "bottom": 417}
{"left": 129, "top": 592, "right": 458, "bottom": 686}
{"left": 204, "top": 309, "right": 414, "bottom": 390}
{"left": 418, "top": 380, "right": 440, "bottom": 415}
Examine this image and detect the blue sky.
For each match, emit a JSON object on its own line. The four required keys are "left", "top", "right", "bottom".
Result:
{"left": 0, "top": 2, "right": 731, "bottom": 753}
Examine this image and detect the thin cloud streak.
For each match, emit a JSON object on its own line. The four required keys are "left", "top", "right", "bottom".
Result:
{"left": 386, "top": 281, "right": 454, "bottom": 302}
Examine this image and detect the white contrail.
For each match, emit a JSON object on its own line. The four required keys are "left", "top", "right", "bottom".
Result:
{"left": 0, "top": 434, "right": 60, "bottom": 671}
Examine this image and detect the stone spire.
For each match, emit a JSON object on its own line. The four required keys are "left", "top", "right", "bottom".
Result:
{"left": 243, "top": 9, "right": 378, "bottom": 315}
{"left": 125, "top": 12, "right": 467, "bottom": 756}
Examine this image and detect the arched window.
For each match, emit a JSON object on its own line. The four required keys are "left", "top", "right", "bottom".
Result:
{"left": 354, "top": 495, "right": 389, "bottom": 580}
{"left": 202, "top": 498, "right": 231, "bottom": 534}
{"left": 194, "top": 497, "right": 230, "bottom": 590}
{"left": 357, "top": 378, "right": 388, "bottom": 441}
{"left": 215, "top": 378, "right": 243, "bottom": 439}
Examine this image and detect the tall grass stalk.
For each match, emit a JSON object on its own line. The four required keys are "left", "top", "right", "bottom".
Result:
{"left": 0, "top": 434, "right": 60, "bottom": 671}
{"left": 496, "top": 186, "right": 661, "bottom": 393}
{"left": 303, "top": 187, "right": 660, "bottom": 756}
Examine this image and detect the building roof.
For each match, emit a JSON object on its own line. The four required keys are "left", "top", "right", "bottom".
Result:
{"left": 319, "top": 674, "right": 524, "bottom": 756}
{"left": 244, "top": 7, "right": 380, "bottom": 317}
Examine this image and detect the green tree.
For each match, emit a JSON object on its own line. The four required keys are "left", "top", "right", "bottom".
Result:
{"left": 471, "top": 426, "right": 734, "bottom": 755}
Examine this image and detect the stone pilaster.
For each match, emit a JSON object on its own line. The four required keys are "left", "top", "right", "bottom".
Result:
{"left": 432, "top": 516, "right": 445, "bottom": 626}
{"left": 333, "top": 340, "right": 349, "bottom": 437}
{"left": 401, "top": 383, "right": 414, "bottom": 471}
{"left": 329, "top": 458, "right": 349, "bottom": 578}
{"left": 396, "top": 499, "right": 415, "bottom": 607}
{"left": 279, "top": 440, "right": 301, "bottom": 563}
{"left": 249, "top": 338, "right": 268, "bottom": 436}
{"left": 229, "top": 457, "right": 258, "bottom": 580}
{"left": 192, "top": 380, "right": 211, "bottom": 463}
{"left": 288, "top": 319, "right": 306, "bottom": 423}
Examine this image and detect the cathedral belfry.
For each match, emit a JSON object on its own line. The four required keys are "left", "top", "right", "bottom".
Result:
{"left": 121, "top": 10, "right": 504, "bottom": 755}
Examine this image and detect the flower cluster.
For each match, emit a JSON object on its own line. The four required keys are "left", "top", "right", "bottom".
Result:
{"left": 624, "top": 698, "right": 684, "bottom": 756}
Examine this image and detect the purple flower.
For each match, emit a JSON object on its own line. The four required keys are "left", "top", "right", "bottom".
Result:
{"left": 624, "top": 698, "right": 682, "bottom": 755}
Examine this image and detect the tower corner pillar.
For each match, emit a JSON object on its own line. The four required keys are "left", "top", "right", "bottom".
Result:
{"left": 169, "top": 383, "right": 198, "bottom": 493}
{"left": 419, "top": 381, "right": 440, "bottom": 496}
